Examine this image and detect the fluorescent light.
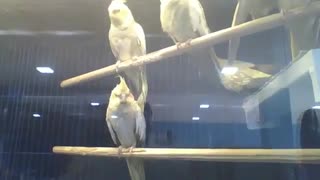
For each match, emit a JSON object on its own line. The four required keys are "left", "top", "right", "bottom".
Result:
{"left": 36, "top": 67, "right": 54, "bottom": 74}
{"left": 111, "top": 115, "right": 118, "bottom": 119}
{"left": 312, "top": 106, "right": 320, "bottom": 109}
{"left": 221, "top": 66, "right": 239, "bottom": 75}
{"left": 33, "top": 113, "right": 41, "bottom": 118}
{"left": 0, "top": 30, "right": 92, "bottom": 36}
{"left": 192, "top": 117, "right": 200, "bottom": 121}
{"left": 200, "top": 104, "right": 210, "bottom": 109}
{"left": 90, "top": 102, "right": 100, "bottom": 106}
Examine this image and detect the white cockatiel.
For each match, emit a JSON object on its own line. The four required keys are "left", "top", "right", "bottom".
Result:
{"left": 160, "top": 0, "right": 271, "bottom": 92}
{"left": 108, "top": 0, "right": 148, "bottom": 110}
{"left": 160, "top": 0, "right": 225, "bottom": 69}
{"left": 106, "top": 76, "right": 146, "bottom": 180}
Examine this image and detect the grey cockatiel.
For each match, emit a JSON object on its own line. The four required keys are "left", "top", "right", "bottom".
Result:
{"left": 160, "top": 0, "right": 271, "bottom": 92}
{"left": 106, "top": 76, "right": 146, "bottom": 180}
{"left": 108, "top": 0, "right": 148, "bottom": 110}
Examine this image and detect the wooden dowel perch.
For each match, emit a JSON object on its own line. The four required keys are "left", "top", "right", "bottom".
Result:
{"left": 60, "top": 2, "right": 320, "bottom": 88}
{"left": 53, "top": 146, "right": 320, "bottom": 164}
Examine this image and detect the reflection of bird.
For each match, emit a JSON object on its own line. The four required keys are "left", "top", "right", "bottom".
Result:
{"left": 108, "top": 0, "right": 148, "bottom": 110}
{"left": 278, "top": 0, "right": 320, "bottom": 60}
{"left": 106, "top": 77, "right": 146, "bottom": 180}
{"left": 160, "top": 0, "right": 271, "bottom": 92}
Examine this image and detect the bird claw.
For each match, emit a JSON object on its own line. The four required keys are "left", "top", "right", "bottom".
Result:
{"left": 117, "top": 146, "right": 123, "bottom": 158}
{"left": 176, "top": 42, "right": 183, "bottom": 49}
{"left": 115, "top": 61, "right": 121, "bottom": 74}
{"left": 132, "top": 56, "right": 139, "bottom": 61}
{"left": 128, "top": 146, "right": 135, "bottom": 153}
{"left": 117, "top": 146, "right": 135, "bottom": 158}
{"left": 176, "top": 39, "right": 192, "bottom": 49}
{"left": 185, "top": 39, "right": 192, "bottom": 46}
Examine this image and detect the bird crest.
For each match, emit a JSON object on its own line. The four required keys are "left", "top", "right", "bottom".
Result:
{"left": 112, "top": 0, "right": 127, "bottom": 2}
{"left": 116, "top": 75, "right": 130, "bottom": 93}
{"left": 108, "top": 0, "right": 134, "bottom": 29}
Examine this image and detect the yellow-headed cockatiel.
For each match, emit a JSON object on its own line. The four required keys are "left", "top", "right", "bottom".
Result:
{"left": 108, "top": 0, "right": 148, "bottom": 109}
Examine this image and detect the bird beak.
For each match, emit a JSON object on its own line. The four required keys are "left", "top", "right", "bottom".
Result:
{"left": 120, "top": 94, "right": 126, "bottom": 103}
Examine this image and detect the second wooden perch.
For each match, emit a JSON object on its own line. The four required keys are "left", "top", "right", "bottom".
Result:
{"left": 60, "top": 2, "right": 320, "bottom": 88}
{"left": 53, "top": 146, "right": 320, "bottom": 164}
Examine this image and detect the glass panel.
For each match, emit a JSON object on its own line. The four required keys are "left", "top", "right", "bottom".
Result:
{"left": 0, "top": 0, "right": 319, "bottom": 179}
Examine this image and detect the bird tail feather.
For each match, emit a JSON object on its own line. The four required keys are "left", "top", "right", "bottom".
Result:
{"left": 126, "top": 157, "right": 145, "bottom": 180}
{"left": 137, "top": 66, "right": 148, "bottom": 111}
{"left": 122, "top": 65, "right": 148, "bottom": 110}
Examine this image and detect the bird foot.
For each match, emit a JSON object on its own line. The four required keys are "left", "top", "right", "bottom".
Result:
{"left": 131, "top": 56, "right": 139, "bottom": 62}
{"left": 176, "top": 39, "right": 192, "bottom": 49}
{"left": 184, "top": 39, "right": 192, "bottom": 46}
{"left": 176, "top": 42, "right": 183, "bottom": 49}
{"left": 117, "top": 146, "right": 124, "bottom": 158}
{"left": 128, "top": 146, "right": 135, "bottom": 153}
{"left": 115, "top": 61, "right": 121, "bottom": 74}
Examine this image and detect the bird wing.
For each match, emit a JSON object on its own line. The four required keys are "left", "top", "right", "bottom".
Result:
{"left": 106, "top": 108, "right": 120, "bottom": 146}
{"left": 135, "top": 107, "right": 146, "bottom": 145}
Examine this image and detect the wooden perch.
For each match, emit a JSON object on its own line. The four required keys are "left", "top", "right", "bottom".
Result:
{"left": 60, "top": 2, "right": 320, "bottom": 88}
{"left": 53, "top": 146, "right": 320, "bottom": 164}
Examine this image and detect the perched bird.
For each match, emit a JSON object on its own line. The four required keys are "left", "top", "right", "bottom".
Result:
{"left": 108, "top": 0, "right": 148, "bottom": 110}
{"left": 160, "top": 0, "right": 222, "bottom": 68}
{"left": 160, "top": 0, "right": 271, "bottom": 92}
{"left": 106, "top": 76, "right": 146, "bottom": 180}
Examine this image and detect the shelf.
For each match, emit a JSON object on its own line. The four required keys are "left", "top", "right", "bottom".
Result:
{"left": 243, "top": 49, "right": 320, "bottom": 129}
{"left": 243, "top": 49, "right": 320, "bottom": 106}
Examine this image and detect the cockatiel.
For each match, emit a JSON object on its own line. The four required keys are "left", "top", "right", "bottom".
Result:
{"left": 106, "top": 76, "right": 146, "bottom": 180}
{"left": 160, "top": 0, "right": 271, "bottom": 92}
{"left": 160, "top": 0, "right": 222, "bottom": 70}
{"left": 108, "top": 0, "right": 148, "bottom": 110}
{"left": 277, "top": 0, "right": 320, "bottom": 60}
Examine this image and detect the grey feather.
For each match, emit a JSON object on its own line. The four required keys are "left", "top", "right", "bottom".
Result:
{"left": 106, "top": 77, "right": 146, "bottom": 180}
